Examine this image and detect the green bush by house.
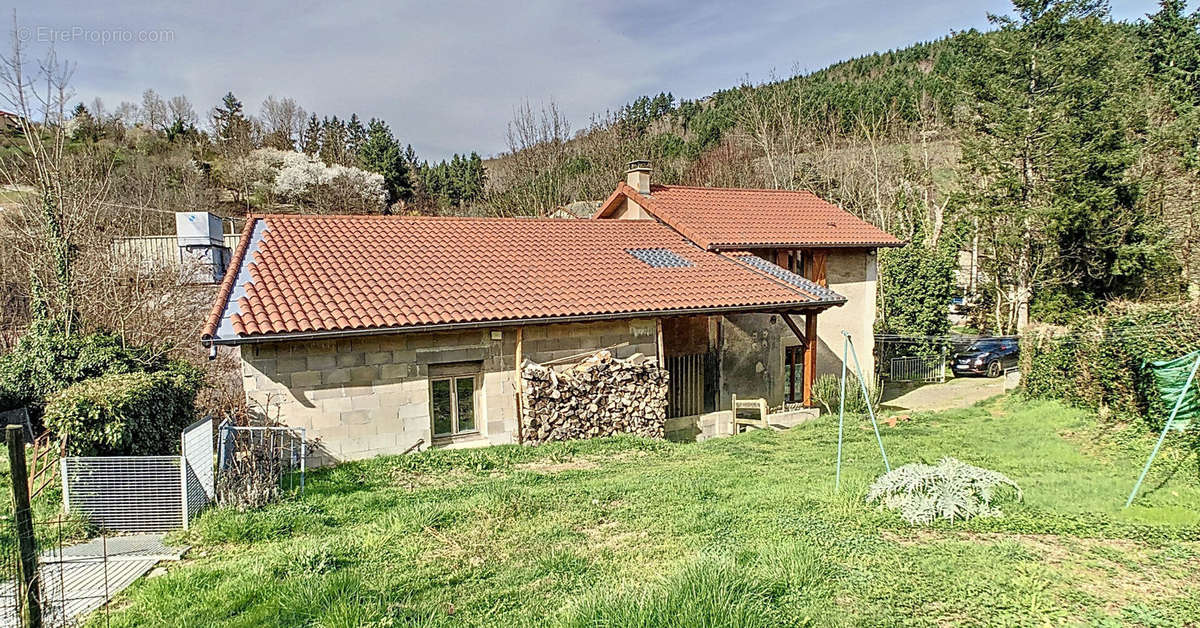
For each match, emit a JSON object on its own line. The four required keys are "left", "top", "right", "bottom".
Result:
{"left": 41, "top": 366, "right": 202, "bottom": 456}
{"left": 0, "top": 320, "right": 168, "bottom": 417}
{"left": 812, "top": 372, "right": 879, "bottom": 416}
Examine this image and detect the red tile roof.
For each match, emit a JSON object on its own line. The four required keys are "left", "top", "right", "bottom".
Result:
{"left": 202, "top": 215, "right": 844, "bottom": 343}
{"left": 594, "top": 183, "right": 903, "bottom": 250}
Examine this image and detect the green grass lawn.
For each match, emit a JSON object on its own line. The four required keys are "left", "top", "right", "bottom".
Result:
{"left": 99, "top": 396, "right": 1200, "bottom": 627}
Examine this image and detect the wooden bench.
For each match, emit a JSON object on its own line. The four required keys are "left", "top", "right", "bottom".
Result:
{"left": 730, "top": 394, "right": 769, "bottom": 434}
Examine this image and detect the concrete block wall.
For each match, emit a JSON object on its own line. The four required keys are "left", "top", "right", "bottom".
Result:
{"left": 521, "top": 319, "right": 658, "bottom": 364}
{"left": 665, "top": 410, "right": 732, "bottom": 442}
{"left": 718, "top": 313, "right": 790, "bottom": 408}
{"left": 240, "top": 318, "right": 659, "bottom": 465}
{"left": 664, "top": 407, "right": 818, "bottom": 443}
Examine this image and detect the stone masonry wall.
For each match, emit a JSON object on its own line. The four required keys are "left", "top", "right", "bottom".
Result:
{"left": 718, "top": 250, "right": 879, "bottom": 410}
{"left": 240, "top": 318, "right": 658, "bottom": 466}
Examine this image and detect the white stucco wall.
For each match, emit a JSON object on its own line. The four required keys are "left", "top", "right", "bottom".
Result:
{"left": 814, "top": 249, "right": 878, "bottom": 382}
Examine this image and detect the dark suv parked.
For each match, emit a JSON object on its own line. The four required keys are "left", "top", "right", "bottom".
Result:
{"left": 951, "top": 338, "right": 1019, "bottom": 378}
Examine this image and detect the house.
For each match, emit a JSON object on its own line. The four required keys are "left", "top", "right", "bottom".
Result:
{"left": 548, "top": 200, "right": 602, "bottom": 219}
{"left": 595, "top": 161, "right": 901, "bottom": 386}
{"left": 0, "top": 109, "right": 23, "bottom": 133}
{"left": 112, "top": 213, "right": 237, "bottom": 283}
{"left": 201, "top": 162, "right": 901, "bottom": 464}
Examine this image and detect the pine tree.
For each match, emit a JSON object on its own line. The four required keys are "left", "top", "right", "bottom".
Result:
{"left": 1143, "top": 0, "right": 1200, "bottom": 110}
{"left": 319, "top": 116, "right": 348, "bottom": 165}
{"left": 301, "top": 114, "right": 321, "bottom": 155}
{"left": 69, "top": 103, "right": 99, "bottom": 142}
{"left": 211, "top": 91, "right": 251, "bottom": 146}
{"left": 358, "top": 118, "right": 412, "bottom": 203}
{"left": 955, "top": 0, "right": 1155, "bottom": 329}
{"left": 1140, "top": 0, "right": 1200, "bottom": 296}
{"left": 346, "top": 114, "right": 367, "bottom": 160}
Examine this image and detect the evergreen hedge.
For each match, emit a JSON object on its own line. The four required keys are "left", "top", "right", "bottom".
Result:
{"left": 42, "top": 368, "right": 202, "bottom": 456}
{"left": 0, "top": 321, "right": 166, "bottom": 417}
{"left": 1021, "top": 301, "right": 1200, "bottom": 424}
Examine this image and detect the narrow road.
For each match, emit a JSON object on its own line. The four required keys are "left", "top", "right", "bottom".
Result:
{"left": 880, "top": 375, "right": 1007, "bottom": 413}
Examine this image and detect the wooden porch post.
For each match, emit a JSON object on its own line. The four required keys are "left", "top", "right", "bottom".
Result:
{"left": 803, "top": 312, "right": 818, "bottom": 407}
{"left": 781, "top": 312, "right": 820, "bottom": 409}
{"left": 515, "top": 327, "right": 524, "bottom": 444}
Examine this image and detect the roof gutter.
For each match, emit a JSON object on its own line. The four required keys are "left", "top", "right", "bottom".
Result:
{"left": 202, "top": 299, "right": 845, "bottom": 347}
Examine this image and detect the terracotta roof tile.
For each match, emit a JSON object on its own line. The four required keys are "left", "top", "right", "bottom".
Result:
{"left": 201, "top": 215, "right": 844, "bottom": 342}
{"left": 596, "top": 184, "right": 903, "bottom": 249}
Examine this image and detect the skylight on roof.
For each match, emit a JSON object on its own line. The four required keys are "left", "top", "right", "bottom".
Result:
{"left": 626, "top": 248, "right": 692, "bottom": 268}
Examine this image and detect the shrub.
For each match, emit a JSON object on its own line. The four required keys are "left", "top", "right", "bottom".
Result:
{"left": 878, "top": 235, "right": 957, "bottom": 338}
{"left": 866, "top": 457, "right": 1022, "bottom": 525}
{"left": 1022, "top": 301, "right": 1200, "bottom": 425}
{"left": 42, "top": 367, "right": 202, "bottom": 456}
{"left": 812, "top": 373, "right": 880, "bottom": 416}
{"left": 0, "top": 321, "right": 166, "bottom": 417}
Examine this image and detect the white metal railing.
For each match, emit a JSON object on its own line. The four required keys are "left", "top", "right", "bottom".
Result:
{"left": 888, "top": 355, "right": 947, "bottom": 383}
{"left": 217, "top": 423, "right": 306, "bottom": 496}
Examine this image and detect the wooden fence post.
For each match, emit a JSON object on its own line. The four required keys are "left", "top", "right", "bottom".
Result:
{"left": 7, "top": 425, "right": 42, "bottom": 628}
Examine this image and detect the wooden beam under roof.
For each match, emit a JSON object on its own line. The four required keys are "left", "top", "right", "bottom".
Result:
{"left": 780, "top": 311, "right": 818, "bottom": 408}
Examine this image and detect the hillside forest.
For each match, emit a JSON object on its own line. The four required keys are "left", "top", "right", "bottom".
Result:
{"left": 1, "top": 0, "right": 1198, "bottom": 363}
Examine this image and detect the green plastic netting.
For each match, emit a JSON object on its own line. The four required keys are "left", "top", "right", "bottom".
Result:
{"left": 1146, "top": 350, "right": 1200, "bottom": 432}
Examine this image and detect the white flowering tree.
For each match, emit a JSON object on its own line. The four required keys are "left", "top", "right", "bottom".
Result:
{"left": 241, "top": 148, "right": 387, "bottom": 213}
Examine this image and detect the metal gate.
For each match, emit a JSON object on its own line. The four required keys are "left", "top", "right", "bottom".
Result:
{"left": 182, "top": 417, "right": 215, "bottom": 522}
{"left": 61, "top": 456, "right": 183, "bottom": 532}
{"left": 666, "top": 353, "right": 706, "bottom": 418}
{"left": 61, "top": 418, "right": 215, "bottom": 533}
{"left": 888, "top": 355, "right": 947, "bottom": 383}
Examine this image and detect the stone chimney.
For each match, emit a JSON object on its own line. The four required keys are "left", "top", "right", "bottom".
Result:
{"left": 626, "top": 160, "right": 651, "bottom": 195}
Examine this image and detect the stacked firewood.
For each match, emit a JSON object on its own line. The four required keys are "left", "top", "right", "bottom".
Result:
{"left": 520, "top": 350, "right": 669, "bottom": 445}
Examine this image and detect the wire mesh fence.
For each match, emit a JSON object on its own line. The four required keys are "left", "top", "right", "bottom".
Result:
{"left": 216, "top": 422, "right": 306, "bottom": 510}
{"left": 0, "top": 516, "right": 192, "bottom": 627}
{"left": 0, "top": 517, "right": 113, "bottom": 628}
{"left": 0, "top": 418, "right": 212, "bottom": 627}
{"left": 60, "top": 417, "right": 215, "bottom": 534}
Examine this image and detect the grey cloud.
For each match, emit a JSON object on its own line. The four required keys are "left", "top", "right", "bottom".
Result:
{"left": 9, "top": 0, "right": 1163, "bottom": 160}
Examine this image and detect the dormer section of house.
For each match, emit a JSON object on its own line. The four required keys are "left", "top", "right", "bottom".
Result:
{"left": 595, "top": 161, "right": 903, "bottom": 383}
{"left": 601, "top": 160, "right": 655, "bottom": 220}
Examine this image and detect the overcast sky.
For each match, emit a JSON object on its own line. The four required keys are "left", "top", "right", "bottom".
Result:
{"left": 9, "top": 0, "right": 1168, "bottom": 161}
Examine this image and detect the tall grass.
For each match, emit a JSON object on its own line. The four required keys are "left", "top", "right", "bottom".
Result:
{"left": 103, "top": 397, "right": 1200, "bottom": 627}
{"left": 559, "top": 544, "right": 833, "bottom": 628}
